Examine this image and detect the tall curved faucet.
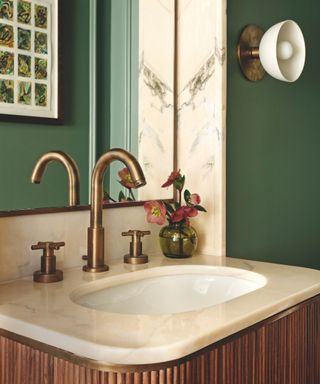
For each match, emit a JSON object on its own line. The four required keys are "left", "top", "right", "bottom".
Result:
{"left": 83, "top": 148, "right": 146, "bottom": 273}
{"left": 31, "top": 151, "right": 80, "bottom": 206}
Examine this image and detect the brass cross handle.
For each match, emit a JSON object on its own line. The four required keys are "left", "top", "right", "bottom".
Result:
{"left": 31, "top": 241, "right": 65, "bottom": 257}
{"left": 31, "top": 241, "right": 65, "bottom": 283}
{"left": 121, "top": 230, "right": 150, "bottom": 264}
{"left": 122, "top": 230, "right": 151, "bottom": 239}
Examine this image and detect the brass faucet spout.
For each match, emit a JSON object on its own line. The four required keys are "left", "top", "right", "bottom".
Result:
{"left": 84, "top": 148, "right": 146, "bottom": 273}
{"left": 31, "top": 151, "right": 80, "bottom": 206}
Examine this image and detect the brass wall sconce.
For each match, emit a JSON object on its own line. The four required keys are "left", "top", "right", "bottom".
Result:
{"left": 237, "top": 20, "right": 305, "bottom": 82}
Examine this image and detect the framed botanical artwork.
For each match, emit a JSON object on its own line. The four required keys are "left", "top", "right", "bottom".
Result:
{"left": 0, "top": 0, "right": 62, "bottom": 123}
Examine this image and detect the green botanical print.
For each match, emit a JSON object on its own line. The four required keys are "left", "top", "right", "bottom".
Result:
{"left": 35, "top": 83, "right": 47, "bottom": 106}
{"left": 0, "top": 50, "right": 13, "bottom": 74}
{"left": 0, "top": 79, "right": 13, "bottom": 103}
{"left": 18, "top": 54, "right": 31, "bottom": 77}
{"left": 0, "top": 0, "right": 13, "bottom": 21}
{"left": 34, "top": 31, "right": 47, "bottom": 54}
{"left": 0, "top": 23, "right": 13, "bottom": 47}
{"left": 35, "top": 57, "right": 47, "bottom": 79}
{"left": 18, "top": 0, "right": 31, "bottom": 24}
{"left": 18, "top": 27, "right": 31, "bottom": 51}
{"left": 18, "top": 81, "right": 31, "bottom": 104}
{"left": 35, "top": 4, "right": 47, "bottom": 29}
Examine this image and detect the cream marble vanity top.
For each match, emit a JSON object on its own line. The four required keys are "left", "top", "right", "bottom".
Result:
{"left": 0, "top": 254, "right": 320, "bottom": 366}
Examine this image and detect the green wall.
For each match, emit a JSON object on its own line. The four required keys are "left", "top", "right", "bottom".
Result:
{"left": 227, "top": 0, "right": 320, "bottom": 269}
{"left": 0, "top": 0, "right": 90, "bottom": 211}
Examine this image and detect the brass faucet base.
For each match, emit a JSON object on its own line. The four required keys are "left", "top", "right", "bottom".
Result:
{"left": 124, "top": 254, "right": 148, "bottom": 264}
{"left": 33, "top": 270, "right": 63, "bottom": 283}
{"left": 82, "top": 265, "right": 109, "bottom": 273}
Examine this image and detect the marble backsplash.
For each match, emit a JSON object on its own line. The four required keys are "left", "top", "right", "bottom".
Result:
{"left": 0, "top": 206, "right": 158, "bottom": 283}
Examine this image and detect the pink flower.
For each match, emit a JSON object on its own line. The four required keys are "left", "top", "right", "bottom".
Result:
{"left": 144, "top": 201, "right": 167, "bottom": 225}
{"left": 184, "top": 207, "right": 198, "bottom": 218}
{"left": 118, "top": 168, "right": 135, "bottom": 189}
{"left": 144, "top": 169, "right": 206, "bottom": 227}
{"left": 190, "top": 193, "right": 201, "bottom": 205}
{"left": 171, "top": 206, "right": 198, "bottom": 223}
{"left": 171, "top": 207, "right": 185, "bottom": 223}
{"left": 161, "top": 170, "right": 181, "bottom": 188}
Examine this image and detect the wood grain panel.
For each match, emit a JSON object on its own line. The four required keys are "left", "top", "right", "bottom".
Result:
{"left": 1, "top": 294, "right": 319, "bottom": 384}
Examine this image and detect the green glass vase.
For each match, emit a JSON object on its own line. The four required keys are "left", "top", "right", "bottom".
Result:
{"left": 159, "top": 223, "right": 198, "bottom": 258}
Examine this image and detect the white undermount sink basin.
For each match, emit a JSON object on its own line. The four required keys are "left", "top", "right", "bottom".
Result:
{"left": 71, "top": 265, "right": 266, "bottom": 315}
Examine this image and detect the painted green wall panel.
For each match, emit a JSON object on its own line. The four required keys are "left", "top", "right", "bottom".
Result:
{"left": 227, "top": 0, "right": 320, "bottom": 269}
{"left": 97, "top": 0, "right": 139, "bottom": 201}
{"left": 97, "top": 0, "right": 110, "bottom": 156}
{"left": 0, "top": 0, "right": 89, "bottom": 210}
{"left": 105, "top": 0, "right": 128, "bottom": 198}
{"left": 130, "top": 0, "right": 139, "bottom": 160}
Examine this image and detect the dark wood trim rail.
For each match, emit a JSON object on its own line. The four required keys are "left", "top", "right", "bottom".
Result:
{"left": 1, "top": 294, "right": 319, "bottom": 383}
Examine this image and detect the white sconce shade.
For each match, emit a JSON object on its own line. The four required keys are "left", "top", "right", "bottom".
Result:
{"left": 237, "top": 20, "right": 306, "bottom": 82}
{"left": 259, "top": 20, "right": 305, "bottom": 82}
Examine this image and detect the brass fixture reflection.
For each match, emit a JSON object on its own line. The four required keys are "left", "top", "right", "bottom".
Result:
{"left": 122, "top": 229, "right": 151, "bottom": 264}
{"left": 31, "top": 151, "right": 80, "bottom": 206}
{"left": 83, "top": 148, "right": 146, "bottom": 273}
{"left": 31, "top": 241, "right": 65, "bottom": 283}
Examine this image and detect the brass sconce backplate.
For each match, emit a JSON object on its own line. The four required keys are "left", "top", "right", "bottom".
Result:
{"left": 237, "top": 24, "right": 265, "bottom": 81}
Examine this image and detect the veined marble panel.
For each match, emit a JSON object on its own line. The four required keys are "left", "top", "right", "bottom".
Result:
{"left": 177, "top": 0, "right": 226, "bottom": 256}
{"left": 138, "top": 0, "right": 175, "bottom": 200}
{"left": 136, "top": 0, "right": 226, "bottom": 255}
{"left": 139, "top": 0, "right": 175, "bottom": 84}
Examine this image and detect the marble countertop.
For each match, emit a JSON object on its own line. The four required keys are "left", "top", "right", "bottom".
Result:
{"left": 0, "top": 254, "right": 320, "bottom": 366}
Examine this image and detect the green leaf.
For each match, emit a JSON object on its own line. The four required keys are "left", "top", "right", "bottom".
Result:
{"left": 118, "top": 191, "right": 126, "bottom": 202}
{"left": 164, "top": 202, "right": 174, "bottom": 213}
{"left": 174, "top": 201, "right": 180, "bottom": 210}
{"left": 184, "top": 189, "right": 191, "bottom": 203}
{"left": 173, "top": 175, "right": 185, "bottom": 191}
{"left": 195, "top": 205, "right": 207, "bottom": 212}
{"left": 103, "top": 191, "right": 116, "bottom": 203}
{"left": 129, "top": 189, "right": 136, "bottom": 201}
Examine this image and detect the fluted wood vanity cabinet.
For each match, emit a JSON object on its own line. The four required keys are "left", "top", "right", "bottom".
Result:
{"left": 1, "top": 294, "right": 319, "bottom": 384}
